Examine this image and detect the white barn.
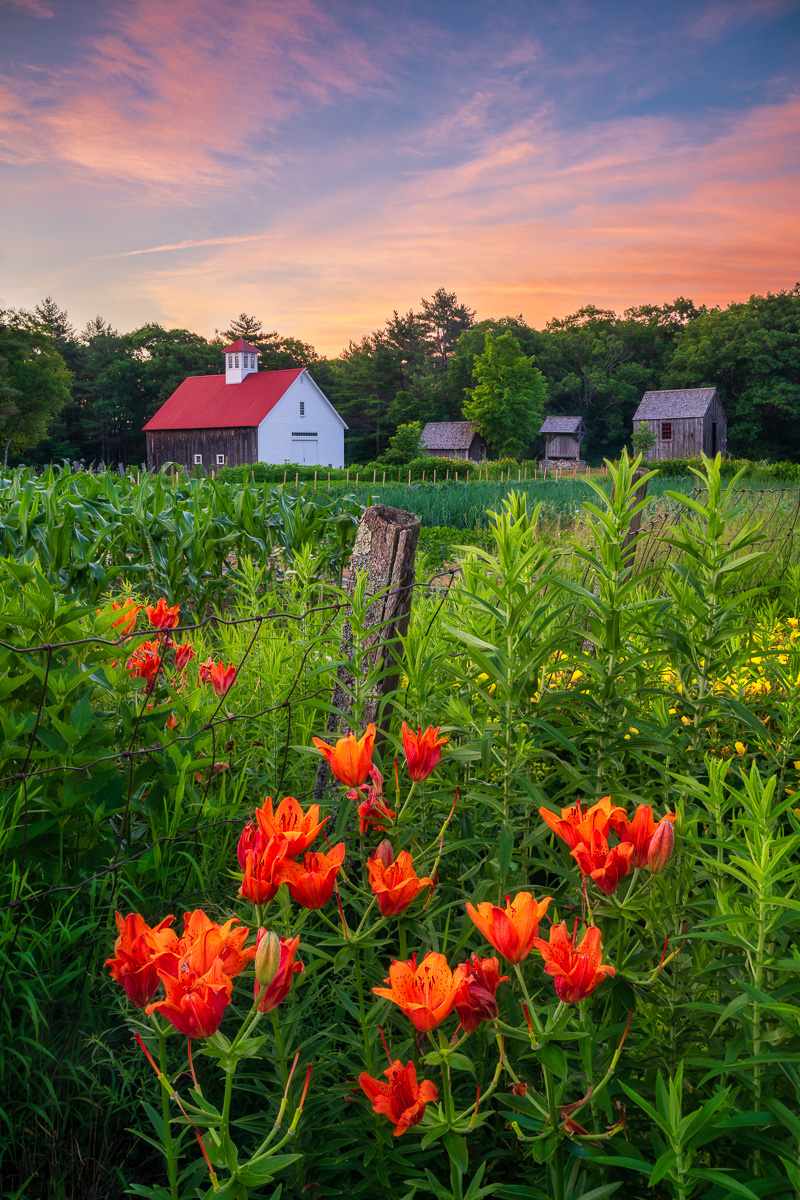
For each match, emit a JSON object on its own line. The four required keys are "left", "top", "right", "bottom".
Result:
{"left": 144, "top": 338, "right": 347, "bottom": 471}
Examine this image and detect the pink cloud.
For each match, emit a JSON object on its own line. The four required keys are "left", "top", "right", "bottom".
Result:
{"left": 0, "top": 0, "right": 54, "bottom": 16}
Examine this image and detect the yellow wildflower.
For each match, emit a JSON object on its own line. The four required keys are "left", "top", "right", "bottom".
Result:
{"left": 735, "top": 741, "right": 746, "bottom": 756}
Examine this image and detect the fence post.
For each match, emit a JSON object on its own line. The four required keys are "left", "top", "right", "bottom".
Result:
{"left": 283, "top": 469, "right": 287, "bottom": 486}
{"left": 408, "top": 469, "right": 411, "bottom": 485}
{"left": 314, "top": 503, "right": 421, "bottom": 800}
{"left": 382, "top": 471, "right": 386, "bottom": 484}
{"left": 433, "top": 469, "right": 436, "bottom": 484}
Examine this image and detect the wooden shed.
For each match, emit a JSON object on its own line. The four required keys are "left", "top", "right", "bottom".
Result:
{"left": 539, "top": 416, "right": 586, "bottom": 466}
{"left": 420, "top": 421, "right": 487, "bottom": 462}
{"left": 632, "top": 388, "right": 727, "bottom": 462}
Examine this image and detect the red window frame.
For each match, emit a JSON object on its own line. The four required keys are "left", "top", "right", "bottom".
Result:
{"left": 661, "top": 421, "right": 673, "bottom": 441}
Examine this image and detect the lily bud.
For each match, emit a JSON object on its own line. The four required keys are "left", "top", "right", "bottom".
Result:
{"left": 254, "top": 929, "right": 282, "bottom": 987}
{"left": 373, "top": 840, "right": 394, "bottom": 870}
{"left": 647, "top": 818, "right": 675, "bottom": 875}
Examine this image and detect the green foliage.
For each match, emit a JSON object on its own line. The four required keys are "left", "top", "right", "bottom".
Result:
{"left": 463, "top": 332, "right": 547, "bottom": 458}
{"left": 0, "top": 310, "right": 71, "bottom": 465}
{"left": 380, "top": 420, "right": 424, "bottom": 464}
{"left": 631, "top": 424, "right": 658, "bottom": 457}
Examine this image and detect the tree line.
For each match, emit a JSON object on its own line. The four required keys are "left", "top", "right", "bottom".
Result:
{"left": 1, "top": 284, "right": 798, "bottom": 467}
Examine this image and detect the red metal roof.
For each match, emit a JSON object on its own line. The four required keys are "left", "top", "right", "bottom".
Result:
{"left": 143, "top": 369, "right": 304, "bottom": 431}
{"left": 221, "top": 337, "right": 260, "bottom": 355}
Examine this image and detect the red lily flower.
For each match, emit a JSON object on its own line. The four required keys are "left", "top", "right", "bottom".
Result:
{"left": 534, "top": 922, "right": 615, "bottom": 1003}
{"left": 106, "top": 598, "right": 141, "bottom": 635}
{"left": 401, "top": 723, "right": 449, "bottom": 782}
{"left": 145, "top": 598, "right": 181, "bottom": 630}
{"left": 367, "top": 847, "right": 432, "bottom": 917}
{"left": 646, "top": 817, "right": 675, "bottom": 874}
{"left": 455, "top": 954, "right": 509, "bottom": 1034}
{"left": 105, "top": 911, "right": 177, "bottom": 1008}
{"left": 359, "top": 1060, "right": 438, "bottom": 1136}
{"left": 198, "top": 657, "right": 214, "bottom": 684}
{"left": 253, "top": 932, "right": 305, "bottom": 1013}
{"left": 347, "top": 765, "right": 396, "bottom": 833}
{"left": 372, "top": 952, "right": 469, "bottom": 1032}
{"left": 170, "top": 909, "right": 257, "bottom": 979}
{"left": 570, "top": 831, "right": 634, "bottom": 896}
{"left": 205, "top": 661, "right": 237, "bottom": 697}
{"left": 238, "top": 832, "right": 289, "bottom": 905}
{"left": 277, "top": 843, "right": 345, "bottom": 909}
{"left": 312, "top": 723, "right": 376, "bottom": 787}
{"left": 255, "top": 796, "right": 328, "bottom": 859}
{"left": 465, "top": 891, "right": 552, "bottom": 964}
{"left": 610, "top": 805, "right": 676, "bottom": 869}
{"left": 173, "top": 641, "right": 195, "bottom": 671}
{"left": 539, "top": 796, "right": 626, "bottom": 851}
{"left": 146, "top": 928, "right": 233, "bottom": 1038}
{"left": 126, "top": 641, "right": 162, "bottom": 690}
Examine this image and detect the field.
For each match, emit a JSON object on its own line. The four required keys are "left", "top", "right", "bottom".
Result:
{"left": 2, "top": 455, "right": 800, "bottom": 1200}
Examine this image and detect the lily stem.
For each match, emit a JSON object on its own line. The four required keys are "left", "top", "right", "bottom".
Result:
{"left": 154, "top": 1019, "right": 179, "bottom": 1200}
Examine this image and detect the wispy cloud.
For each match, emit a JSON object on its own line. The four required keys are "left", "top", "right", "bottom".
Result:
{"left": 93, "top": 234, "right": 265, "bottom": 260}
{"left": 0, "top": 0, "right": 54, "bottom": 17}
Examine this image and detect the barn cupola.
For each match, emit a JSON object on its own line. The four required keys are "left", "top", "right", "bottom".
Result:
{"left": 223, "top": 337, "right": 260, "bottom": 384}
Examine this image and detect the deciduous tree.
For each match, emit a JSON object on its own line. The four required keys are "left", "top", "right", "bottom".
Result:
{"left": 463, "top": 331, "right": 547, "bottom": 458}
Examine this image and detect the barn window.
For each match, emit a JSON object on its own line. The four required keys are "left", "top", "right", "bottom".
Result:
{"left": 228, "top": 355, "right": 233, "bottom": 368}
{"left": 235, "top": 354, "right": 240, "bottom": 367}
{"left": 194, "top": 454, "right": 203, "bottom": 465}
{"left": 291, "top": 431, "right": 318, "bottom": 437}
{"left": 300, "top": 401, "right": 305, "bottom": 417}
{"left": 661, "top": 421, "right": 673, "bottom": 441}
{"left": 216, "top": 454, "right": 225, "bottom": 465}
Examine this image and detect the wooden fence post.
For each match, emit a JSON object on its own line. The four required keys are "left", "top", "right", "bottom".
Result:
{"left": 314, "top": 504, "right": 421, "bottom": 800}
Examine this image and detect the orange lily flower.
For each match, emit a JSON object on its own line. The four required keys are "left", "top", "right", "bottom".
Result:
{"left": 277, "top": 843, "right": 345, "bottom": 908}
{"left": 372, "top": 951, "right": 469, "bottom": 1032}
{"left": 204, "top": 661, "right": 237, "bottom": 697}
{"left": 145, "top": 598, "right": 181, "bottom": 630}
{"left": 455, "top": 953, "right": 509, "bottom": 1034}
{"left": 312, "top": 723, "right": 376, "bottom": 787}
{"left": 146, "top": 928, "right": 233, "bottom": 1038}
{"left": 465, "top": 891, "right": 552, "bottom": 964}
{"left": 105, "top": 598, "right": 141, "bottom": 635}
{"left": 367, "top": 847, "right": 432, "bottom": 917}
{"left": 359, "top": 1060, "right": 438, "bottom": 1137}
{"left": 402, "top": 723, "right": 449, "bottom": 782}
{"left": 172, "top": 909, "right": 257, "bottom": 979}
{"left": 173, "top": 641, "right": 195, "bottom": 671}
{"left": 238, "top": 832, "right": 289, "bottom": 906}
{"left": 646, "top": 818, "right": 675, "bottom": 875}
{"left": 253, "top": 932, "right": 305, "bottom": 1013}
{"left": 255, "top": 796, "right": 328, "bottom": 859}
{"left": 534, "top": 922, "right": 615, "bottom": 1002}
{"left": 539, "top": 796, "right": 626, "bottom": 851}
{"left": 570, "top": 831, "right": 634, "bottom": 896}
{"left": 126, "top": 641, "right": 162, "bottom": 690}
{"left": 347, "top": 765, "right": 396, "bottom": 833}
{"left": 105, "top": 911, "right": 177, "bottom": 1008}
{"left": 610, "top": 805, "right": 676, "bottom": 869}
{"left": 198, "top": 657, "right": 214, "bottom": 684}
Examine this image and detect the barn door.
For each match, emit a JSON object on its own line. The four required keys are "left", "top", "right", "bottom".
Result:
{"left": 292, "top": 437, "right": 318, "bottom": 465}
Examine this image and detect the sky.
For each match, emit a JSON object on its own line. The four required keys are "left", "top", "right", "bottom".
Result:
{"left": 1, "top": 0, "right": 799, "bottom": 356}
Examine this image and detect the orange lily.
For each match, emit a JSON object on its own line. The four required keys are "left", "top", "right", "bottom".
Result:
{"left": 367, "top": 847, "right": 432, "bottom": 917}
{"left": 126, "top": 641, "right": 162, "bottom": 690}
{"left": 255, "top": 796, "right": 328, "bottom": 859}
{"left": 312, "top": 723, "right": 376, "bottom": 787}
{"left": 146, "top": 927, "right": 234, "bottom": 1038}
{"left": 207, "top": 661, "right": 237, "bottom": 697}
{"left": 534, "top": 922, "right": 615, "bottom": 1002}
{"left": 359, "top": 1060, "right": 438, "bottom": 1137}
{"left": 145, "top": 598, "right": 181, "bottom": 630}
{"left": 173, "top": 641, "right": 195, "bottom": 671}
{"left": 465, "top": 891, "right": 552, "bottom": 964}
{"left": 646, "top": 817, "right": 675, "bottom": 874}
{"left": 172, "top": 909, "right": 257, "bottom": 979}
{"left": 106, "top": 598, "right": 141, "bottom": 635}
{"left": 105, "top": 911, "right": 177, "bottom": 1008}
{"left": 570, "top": 831, "right": 634, "bottom": 896}
{"left": 372, "top": 951, "right": 469, "bottom": 1032}
{"left": 610, "top": 805, "right": 676, "bottom": 870}
{"left": 347, "top": 765, "right": 396, "bottom": 833}
{"left": 238, "top": 833, "right": 290, "bottom": 906}
{"left": 253, "top": 932, "right": 305, "bottom": 1013}
{"left": 401, "top": 723, "right": 449, "bottom": 782}
{"left": 454, "top": 953, "right": 509, "bottom": 1034}
{"left": 278, "top": 843, "right": 345, "bottom": 909}
{"left": 539, "top": 796, "right": 626, "bottom": 851}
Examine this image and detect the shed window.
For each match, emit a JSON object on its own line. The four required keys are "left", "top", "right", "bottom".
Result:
{"left": 194, "top": 454, "right": 203, "bottom": 465}
{"left": 216, "top": 454, "right": 225, "bottom": 465}
{"left": 660, "top": 421, "right": 673, "bottom": 442}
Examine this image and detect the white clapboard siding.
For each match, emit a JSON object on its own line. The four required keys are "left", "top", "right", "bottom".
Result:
{"left": 257, "top": 371, "right": 346, "bottom": 468}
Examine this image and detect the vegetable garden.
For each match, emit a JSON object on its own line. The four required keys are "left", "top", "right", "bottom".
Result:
{"left": 2, "top": 453, "right": 800, "bottom": 1200}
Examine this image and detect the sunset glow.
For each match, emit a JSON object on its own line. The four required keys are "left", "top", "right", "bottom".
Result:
{"left": 2, "top": 0, "right": 799, "bottom": 351}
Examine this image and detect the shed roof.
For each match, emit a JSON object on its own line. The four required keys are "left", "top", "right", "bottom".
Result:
{"left": 540, "top": 415, "right": 584, "bottom": 434}
{"left": 144, "top": 368, "right": 304, "bottom": 430}
{"left": 634, "top": 388, "right": 717, "bottom": 420}
{"left": 420, "top": 421, "right": 479, "bottom": 451}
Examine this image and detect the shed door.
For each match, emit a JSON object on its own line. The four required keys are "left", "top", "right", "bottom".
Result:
{"left": 292, "top": 435, "right": 318, "bottom": 465}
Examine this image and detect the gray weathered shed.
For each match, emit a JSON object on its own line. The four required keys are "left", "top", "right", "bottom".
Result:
{"left": 420, "top": 421, "right": 487, "bottom": 462}
{"left": 539, "top": 415, "right": 586, "bottom": 463}
{"left": 632, "top": 389, "right": 727, "bottom": 461}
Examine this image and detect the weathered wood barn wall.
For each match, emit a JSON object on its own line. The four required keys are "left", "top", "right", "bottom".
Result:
{"left": 146, "top": 427, "right": 258, "bottom": 472}
{"left": 539, "top": 416, "right": 586, "bottom": 462}
{"left": 632, "top": 389, "right": 727, "bottom": 462}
